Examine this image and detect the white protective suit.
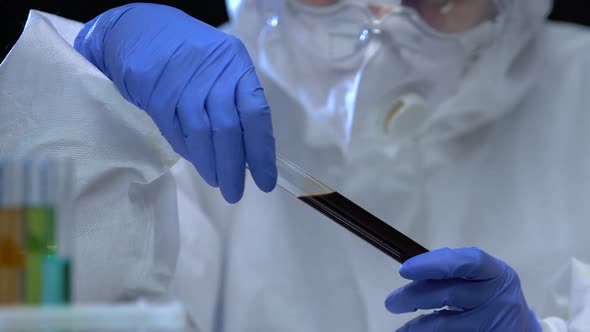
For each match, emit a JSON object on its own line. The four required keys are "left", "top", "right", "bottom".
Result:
{"left": 2, "top": 0, "right": 590, "bottom": 331}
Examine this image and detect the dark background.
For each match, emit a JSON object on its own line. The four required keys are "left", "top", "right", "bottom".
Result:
{"left": 1, "top": 1, "right": 589, "bottom": 60}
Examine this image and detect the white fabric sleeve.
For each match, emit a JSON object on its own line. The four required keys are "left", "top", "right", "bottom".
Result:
{"left": 538, "top": 258, "right": 590, "bottom": 332}
{"left": 0, "top": 9, "right": 181, "bottom": 305}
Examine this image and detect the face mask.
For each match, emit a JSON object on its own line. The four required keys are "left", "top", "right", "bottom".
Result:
{"left": 248, "top": 0, "right": 497, "bottom": 151}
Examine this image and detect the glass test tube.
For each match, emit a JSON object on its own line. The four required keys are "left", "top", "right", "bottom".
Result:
{"left": 24, "top": 159, "right": 57, "bottom": 304}
{"left": 0, "top": 159, "right": 26, "bottom": 305}
{"left": 276, "top": 154, "right": 428, "bottom": 263}
{"left": 42, "top": 159, "right": 73, "bottom": 305}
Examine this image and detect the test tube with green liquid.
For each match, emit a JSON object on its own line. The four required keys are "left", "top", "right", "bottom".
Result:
{"left": 24, "top": 159, "right": 56, "bottom": 304}
{"left": 22, "top": 158, "right": 73, "bottom": 305}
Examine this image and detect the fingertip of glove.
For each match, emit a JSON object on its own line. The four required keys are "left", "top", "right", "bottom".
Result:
{"left": 259, "top": 178, "right": 277, "bottom": 193}
{"left": 251, "top": 165, "right": 278, "bottom": 193}
{"left": 221, "top": 190, "right": 243, "bottom": 204}
{"left": 206, "top": 178, "right": 219, "bottom": 188}
{"left": 195, "top": 166, "right": 218, "bottom": 188}
{"left": 384, "top": 292, "right": 401, "bottom": 314}
{"left": 399, "top": 262, "right": 416, "bottom": 280}
{"left": 384, "top": 298, "right": 395, "bottom": 313}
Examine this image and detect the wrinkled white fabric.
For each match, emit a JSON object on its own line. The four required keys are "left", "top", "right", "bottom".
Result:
{"left": 4, "top": 1, "right": 590, "bottom": 331}
{"left": 540, "top": 259, "right": 590, "bottom": 331}
{"left": 0, "top": 11, "right": 180, "bottom": 303}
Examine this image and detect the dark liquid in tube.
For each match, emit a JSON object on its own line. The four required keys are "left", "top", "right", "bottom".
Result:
{"left": 298, "top": 192, "right": 428, "bottom": 263}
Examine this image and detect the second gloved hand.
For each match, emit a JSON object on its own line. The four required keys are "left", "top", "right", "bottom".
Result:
{"left": 385, "top": 247, "right": 542, "bottom": 331}
{"left": 74, "top": 3, "right": 277, "bottom": 203}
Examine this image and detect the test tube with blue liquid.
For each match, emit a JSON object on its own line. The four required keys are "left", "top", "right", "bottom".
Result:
{"left": 42, "top": 158, "right": 74, "bottom": 305}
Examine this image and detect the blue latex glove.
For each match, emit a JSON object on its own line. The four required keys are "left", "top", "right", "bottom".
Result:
{"left": 74, "top": 3, "right": 277, "bottom": 203}
{"left": 385, "top": 247, "right": 542, "bottom": 331}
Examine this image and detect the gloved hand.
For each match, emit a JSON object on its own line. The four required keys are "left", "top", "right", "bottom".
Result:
{"left": 74, "top": 3, "right": 277, "bottom": 203}
{"left": 385, "top": 247, "right": 542, "bottom": 331}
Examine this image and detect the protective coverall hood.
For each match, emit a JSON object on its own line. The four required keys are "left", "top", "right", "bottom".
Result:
{"left": 419, "top": 0, "right": 553, "bottom": 141}
{"left": 226, "top": 0, "right": 553, "bottom": 146}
